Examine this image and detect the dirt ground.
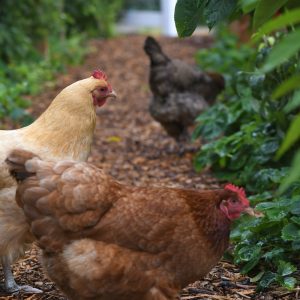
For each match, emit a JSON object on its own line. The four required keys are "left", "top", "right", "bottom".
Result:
{"left": 0, "top": 35, "right": 297, "bottom": 300}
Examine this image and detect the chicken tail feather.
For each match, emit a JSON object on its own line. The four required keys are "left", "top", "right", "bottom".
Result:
{"left": 144, "top": 36, "right": 170, "bottom": 66}
{"left": 6, "top": 149, "right": 39, "bottom": 182}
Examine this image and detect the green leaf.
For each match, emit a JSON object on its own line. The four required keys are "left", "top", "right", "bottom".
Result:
{"left": 256, "top": 198, "right": 291, "bottom": 211}
{"left": 277, "top": 261, "right": 296, "bottom": 276}
{"left": 204, "top": 0, "right": 237, "bottom": 30}
{"left": 260, "top": 139, "right": 279, "bottom": 154}
{"left": 261, "top": 29, "right": 300, "bottom": 73}
{"left": 292, "top": 240, "right": 300, "bottom": 250}
{"left": 258, "top": 271, "right": 277, "bottom": 289}
{"left": 256, "top": 201, "right": 277, "bottom": 210}
{"left": 279, "top": 151, "right": 300, "bottom": 193}
{"left": 266, "top": 208, "right": 288, "bottom": 221}
{"left": 253, "top": 0, "right": 288, "bottom": 29}
{"left": 291, "top": 200, "right": 300, "bottom": 215}
{"left": 248, "top": 191, "right": 273, "bottom": 204}
{"left": 281, "top": 223, "right": 300, "bottom": 241}
{"left": 238, "top": 0, "right": 258, "bottom": 14}
{"left": 237, "top": 244, "right": 261, "bottom": 261}
{"left": 263, "top": 248, "right": 284, "bottom": 260}
{"left": 284, "top": 89, "right": 300, "bottom": 113}
{"left": 276, "top": 114, "right": 300, "bottom": 159}
{"left": 291, "top": 216, "right": 300, "bottom": 225}
{"left": 240, "top": 255, "right": 261, "bottom": 273}
{"left": 253, "top": 8, "right": 300, "bottom": 43}
{"left": 283, "top": 277, "right": 297, "bottom": 290}
{"left": 175, "top": 0, "right": 205, "bottom": 37}
{"left": 250, "top": 271, "right": 264, "bottom": 283}
{"left": 272, "top": 75, "right": 300, "bottom": 99}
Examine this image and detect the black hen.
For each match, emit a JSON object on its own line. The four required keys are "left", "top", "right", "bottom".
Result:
{"left": 144, "top": 36, "right": 225, "bottom": 141}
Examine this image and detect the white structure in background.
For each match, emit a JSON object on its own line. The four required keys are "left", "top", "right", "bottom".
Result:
{"left": 118, "top": 0, "right": 178, "bottom": 36}
{"left": 161, "top": 0, "right": 177, "bottom": 36}
{"left": 121, "top": 10, "right": 161, "bottom": 28}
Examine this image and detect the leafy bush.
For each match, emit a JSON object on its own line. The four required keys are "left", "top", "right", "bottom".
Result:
{"left": 175, "top": 0, "right": 300, "bottom": 290}
{"left": 0, "top": 0, "right": 124, "bottom": 126}
{"left": 193, "top": 31, "right": 300, "bottom": 290}
{"left": 64, "top": 0, "right": 124, "bottom": 38}
{"left": 0, "top": 33, "right": 87, "bottom": 127}
{"left": 193, "top": 31, "right": 300, "bottom": 289}
{"left": 196, "top": 29, "right": 253, "bottom": 74}
{"left": 195, "top": 26, "right": 255, "bottom": 101}
{"left": 0, "top": 1, "right": 67, "bottom": 63}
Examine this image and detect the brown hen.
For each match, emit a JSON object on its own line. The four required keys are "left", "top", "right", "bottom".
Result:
{"left": 7, "top": 149, "right": 257, "bottom": 300}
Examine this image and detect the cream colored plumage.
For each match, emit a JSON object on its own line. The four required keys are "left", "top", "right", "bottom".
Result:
{"left": 0, "top": 73, "right": 116, "bottom": 293}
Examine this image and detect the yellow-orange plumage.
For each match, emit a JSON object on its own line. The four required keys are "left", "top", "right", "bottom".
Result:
{"left": 0, "top": 73, "right": 116, "bottom": 293}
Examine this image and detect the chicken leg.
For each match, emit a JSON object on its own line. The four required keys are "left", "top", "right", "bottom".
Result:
{"left": 1, "top": 256, "right": 42, "bottom": 294}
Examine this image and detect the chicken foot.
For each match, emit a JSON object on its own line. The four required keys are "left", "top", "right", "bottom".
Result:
{"left": 1, "top": 257, "right": 42, "bottom": 294}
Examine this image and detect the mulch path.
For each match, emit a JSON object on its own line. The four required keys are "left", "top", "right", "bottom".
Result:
{"left": 0, "top": 35, "right": 297, "bottom": 300}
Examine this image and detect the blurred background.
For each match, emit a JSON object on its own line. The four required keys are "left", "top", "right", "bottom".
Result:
{"left": 0, "top": 0, "right": 196, "bottom": 126}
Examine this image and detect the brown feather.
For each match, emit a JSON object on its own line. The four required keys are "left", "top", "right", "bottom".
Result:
{"left": 5, "top": 149, "right": 38, "bottom": 182}
{"left": 12, "top": 150, "right": 248, "bottom": 300}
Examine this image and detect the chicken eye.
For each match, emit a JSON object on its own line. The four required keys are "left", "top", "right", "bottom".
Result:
{"left": 231, "top": 196, "right": 238, "bottom": 203}
{"left": 100, "top": 87, "right": 107, "bottom": 92}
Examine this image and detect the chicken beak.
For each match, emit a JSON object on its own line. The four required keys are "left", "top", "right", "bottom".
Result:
{"left": 107, "top": 90, "right": 117, "bottom": 100}
{"left": 244, "top": 207, "right": 264, "bottom": 218}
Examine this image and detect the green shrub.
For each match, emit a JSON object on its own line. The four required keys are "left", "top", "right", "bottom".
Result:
{"left": 0, "top": 0, "right": 124, "bottom": 126}
{"left": 193, "top": 29, "right": 300, "bottom": 289}
{"left": 175, "top": 0, "right": 300, "bottom": 289}
{"left": 64, "top": 0, "right": 124, "bottom": 38}
{"left": 0, "top": 33, "right": 87, "bottom": 127}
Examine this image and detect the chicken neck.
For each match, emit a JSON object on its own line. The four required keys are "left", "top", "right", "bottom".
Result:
{"left": 185, "top": 190, "right": 231, "bottom": 254}
{"left": 20, "top": 91, "right": 96, "bottom": 161}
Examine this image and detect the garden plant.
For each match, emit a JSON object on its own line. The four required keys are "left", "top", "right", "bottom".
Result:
{"left": 175, "top": 0, "right": 300, "bottom": 290}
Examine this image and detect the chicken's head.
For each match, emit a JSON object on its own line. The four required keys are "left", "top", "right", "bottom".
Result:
{"left": 91, "top": 70, "right": 117, "bottom": 107}
{"left": 219, "top": 184, "right": 250, "bottom": 220}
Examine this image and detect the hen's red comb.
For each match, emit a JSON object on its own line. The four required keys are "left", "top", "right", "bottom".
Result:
{"left": 225, "top": 183, "right": 247, "bottom": 199}
{"left": 92, "top": 70, "right": 108, "bottom": 81}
